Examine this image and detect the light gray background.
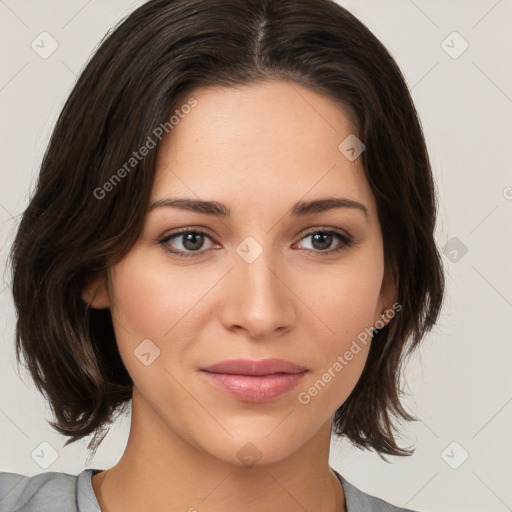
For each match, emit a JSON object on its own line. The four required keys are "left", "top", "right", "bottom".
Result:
{"left": 1, "top": 1, "right": 511, "bottom": 511}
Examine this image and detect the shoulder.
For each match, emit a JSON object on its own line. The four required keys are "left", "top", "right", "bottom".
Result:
{"left": 0, "top": 470, "right": 82, "bottom": 512}
{"left": 333, "top": 469, "right": 420, "bottom": 512}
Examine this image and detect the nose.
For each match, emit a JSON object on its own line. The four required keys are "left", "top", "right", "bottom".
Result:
{"left": 220, "top": 248, "right": 297, "bottom": 340}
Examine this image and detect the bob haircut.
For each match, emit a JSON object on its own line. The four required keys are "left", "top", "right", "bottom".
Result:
{"left": 10, "top": 0, "right": 444, "bottom": 459}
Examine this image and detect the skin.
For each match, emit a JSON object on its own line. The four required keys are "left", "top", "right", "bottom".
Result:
{"left": 85, "top": 80, "right": 396, "bottom": 512}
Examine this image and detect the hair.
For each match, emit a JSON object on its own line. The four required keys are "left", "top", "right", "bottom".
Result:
{"left": 10, "top": 0, "right": 444, "bottom": 460}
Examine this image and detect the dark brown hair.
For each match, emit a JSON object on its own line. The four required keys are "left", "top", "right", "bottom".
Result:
{"left": 10, "top": 0, "right": 444, "bottom": 459}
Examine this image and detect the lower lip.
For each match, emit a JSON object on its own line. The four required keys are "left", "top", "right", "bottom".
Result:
{"left": 202, "top": 371, "right": 307, "bottom": 403}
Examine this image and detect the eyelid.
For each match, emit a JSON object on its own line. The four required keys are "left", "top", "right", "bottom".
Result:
{"left": 297, "top": 225, "right": 351, "bottom": 239}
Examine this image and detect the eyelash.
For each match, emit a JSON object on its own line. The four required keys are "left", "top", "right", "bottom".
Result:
{"left": 157, "top": 227, "right": 353, "bottom": 258}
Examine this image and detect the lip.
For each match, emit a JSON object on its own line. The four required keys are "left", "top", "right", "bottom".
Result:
{"left": 202, "top": 358, "right": 307, "bottom": 376}
{"left": 201, "top": 358, "right": 308, "bottom": 403}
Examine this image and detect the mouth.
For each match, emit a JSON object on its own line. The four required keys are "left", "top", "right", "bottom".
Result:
{"left": 200, "top": 358, "right": 308, "bottom": 403}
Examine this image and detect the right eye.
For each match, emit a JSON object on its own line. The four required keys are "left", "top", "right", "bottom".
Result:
{"left": 158, "top": 229, "right": 219, "bottom": 257}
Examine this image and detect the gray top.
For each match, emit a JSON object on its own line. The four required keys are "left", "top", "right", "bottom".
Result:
{"left": 0, "top": 468, "right": 418, "bottom": 511}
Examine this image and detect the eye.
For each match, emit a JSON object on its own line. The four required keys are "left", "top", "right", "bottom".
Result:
{"left": 294, "top": 228, "right": 353, "bottom": 255}
{"left": 158, "top": 229, "right": 218, "bottom": 257}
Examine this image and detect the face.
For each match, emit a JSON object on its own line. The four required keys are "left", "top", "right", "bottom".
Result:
{"left": 86, "top": 80, "right": 395, "bottom": 466}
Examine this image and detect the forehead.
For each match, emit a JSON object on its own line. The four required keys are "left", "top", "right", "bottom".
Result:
{"left": 152, "top": 80, "right": 376, "bottom": 219}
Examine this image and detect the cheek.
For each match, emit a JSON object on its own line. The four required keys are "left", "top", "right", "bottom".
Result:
{"left": 105, "top": 250, "right": 182, "bottom": 383}
{"left": 301, "top": 251, "right": 384, "bottom": 344}
{"left": 106, "top": 252, "right": 192, "bottom": 402}
{"left": 108, "top": 262, "right": 164, "bottom": 342}
{"left": 106, "top": 247, "right": 224, "bottom": 390}
{"left": 293, "top": 253, "right": 383, "bottom": 409}
{"left": 108, "top": 247, "right": 205, "bottom": 342}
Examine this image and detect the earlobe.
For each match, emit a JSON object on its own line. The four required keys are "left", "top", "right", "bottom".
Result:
{"left": 82, "top": 274, "right": 111, "bottom": 309}
{"left": 373, "top": 310, "right": 389, "bottom": 332}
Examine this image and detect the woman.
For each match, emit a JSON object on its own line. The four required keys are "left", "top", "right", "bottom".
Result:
{"left": 0, "top": 0, "right": 444, "bottom": 510}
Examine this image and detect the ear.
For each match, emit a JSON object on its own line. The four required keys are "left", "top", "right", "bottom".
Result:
{"left": 82, "top": 272, "right": 111, "bottom": 309}
{"left": 374, "top": 263, "right": 398, "bottom": 327}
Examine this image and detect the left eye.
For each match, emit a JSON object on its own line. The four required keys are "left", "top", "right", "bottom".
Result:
{"left": 295, "top": 230, "right": 352, "bottom": 254}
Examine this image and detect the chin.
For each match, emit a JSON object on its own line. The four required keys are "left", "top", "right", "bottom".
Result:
{"left": 194, "top": 421, "right": 314, "bottom": 469}
{"left": 207, "top": 438, "right": 299, "bottom": 468}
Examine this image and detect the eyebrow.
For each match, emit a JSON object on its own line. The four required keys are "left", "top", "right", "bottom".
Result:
{"left": 149, "top": 196, "right": 368, "bottom": 218}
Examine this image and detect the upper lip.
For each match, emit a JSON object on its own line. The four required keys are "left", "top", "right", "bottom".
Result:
{"left": 201, "top": 358, "right": 308, "bottom": 376}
